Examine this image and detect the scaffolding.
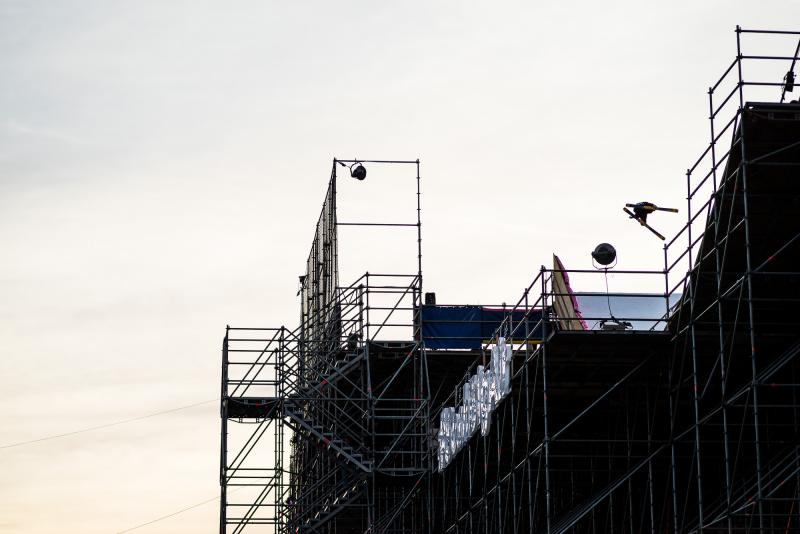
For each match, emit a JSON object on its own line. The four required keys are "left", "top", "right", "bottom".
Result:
{"left": 433, "top": 27, "right": 800, "bottom": 533}
{"left": 220, "top": 27, "right": 800, "bottom": 534}
{"left": 220, "top": 159, "right": 433, "bottom": 533}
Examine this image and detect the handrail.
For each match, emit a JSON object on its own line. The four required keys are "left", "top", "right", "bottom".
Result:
{"left": 434, "top": 265, "right": 670, "bottom": 435}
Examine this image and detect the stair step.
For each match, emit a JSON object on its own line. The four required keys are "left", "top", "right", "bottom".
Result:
{"left": 282, "top": 408, "right": 371, "bottom": 471}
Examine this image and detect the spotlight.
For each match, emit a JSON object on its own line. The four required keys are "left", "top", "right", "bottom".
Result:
{"left": 350, "top": 163, "right": 366, "bottom": 181}
{"left": 296, "top": 275, "right": 307, "bottom": 296}
{"left": 590, "top": 242, "right": 630, "bottom": 331}
{"left": 591, "top": 243, "right": 617, "bottom": 266}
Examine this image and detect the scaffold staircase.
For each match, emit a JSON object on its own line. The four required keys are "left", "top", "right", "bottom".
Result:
{"left": 283, "top": 397, "right": 372, "bottom": 473}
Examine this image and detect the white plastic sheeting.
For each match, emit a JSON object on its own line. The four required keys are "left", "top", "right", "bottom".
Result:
{"left": 437, "top": 337, "right": 513, "bottom": 470}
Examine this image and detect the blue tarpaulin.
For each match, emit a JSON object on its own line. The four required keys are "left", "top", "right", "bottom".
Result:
{"left": 421, "top": 305, "right": 543, "bottom": 349}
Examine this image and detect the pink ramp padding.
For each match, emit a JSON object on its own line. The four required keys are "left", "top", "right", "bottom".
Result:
{"left": 553, "top": 254, "right": 589, "bottom": 331}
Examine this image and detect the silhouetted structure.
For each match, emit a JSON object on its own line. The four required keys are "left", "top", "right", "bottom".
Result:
{"left": 219, "top": 27, "right": 800, "bottom": 533}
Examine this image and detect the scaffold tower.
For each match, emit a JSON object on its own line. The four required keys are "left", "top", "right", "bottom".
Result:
{"left": 219, "top": 27, "right": 800, "bottom": 534}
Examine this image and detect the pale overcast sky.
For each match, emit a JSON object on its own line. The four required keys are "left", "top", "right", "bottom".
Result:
{"left": 2, "top": 1, "right": 799, "bottom": 533}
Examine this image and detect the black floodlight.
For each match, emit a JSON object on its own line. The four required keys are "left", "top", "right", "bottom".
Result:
{"left": 591, "top": 243, "right": 617, "bottom": 266}
{"left": 350, "top": 163, "right": 367, "bottom": 181}
{"left": 590, "top": 242, "right": 629, "bottom": 330}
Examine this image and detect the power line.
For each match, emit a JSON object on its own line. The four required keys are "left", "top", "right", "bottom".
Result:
{"left": 0, "top": 399, "right": 216, "bottom": 449}
{"left": 116, "top": 493, "right": 220, "bottom": 533}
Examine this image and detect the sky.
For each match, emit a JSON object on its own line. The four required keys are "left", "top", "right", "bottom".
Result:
{"left": 2, "top": 1, "right": 800, "bottom": 533}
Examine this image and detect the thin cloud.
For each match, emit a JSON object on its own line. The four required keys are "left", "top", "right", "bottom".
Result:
{"left": 3, "top": 120, "right": 94, "bottom": 146}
